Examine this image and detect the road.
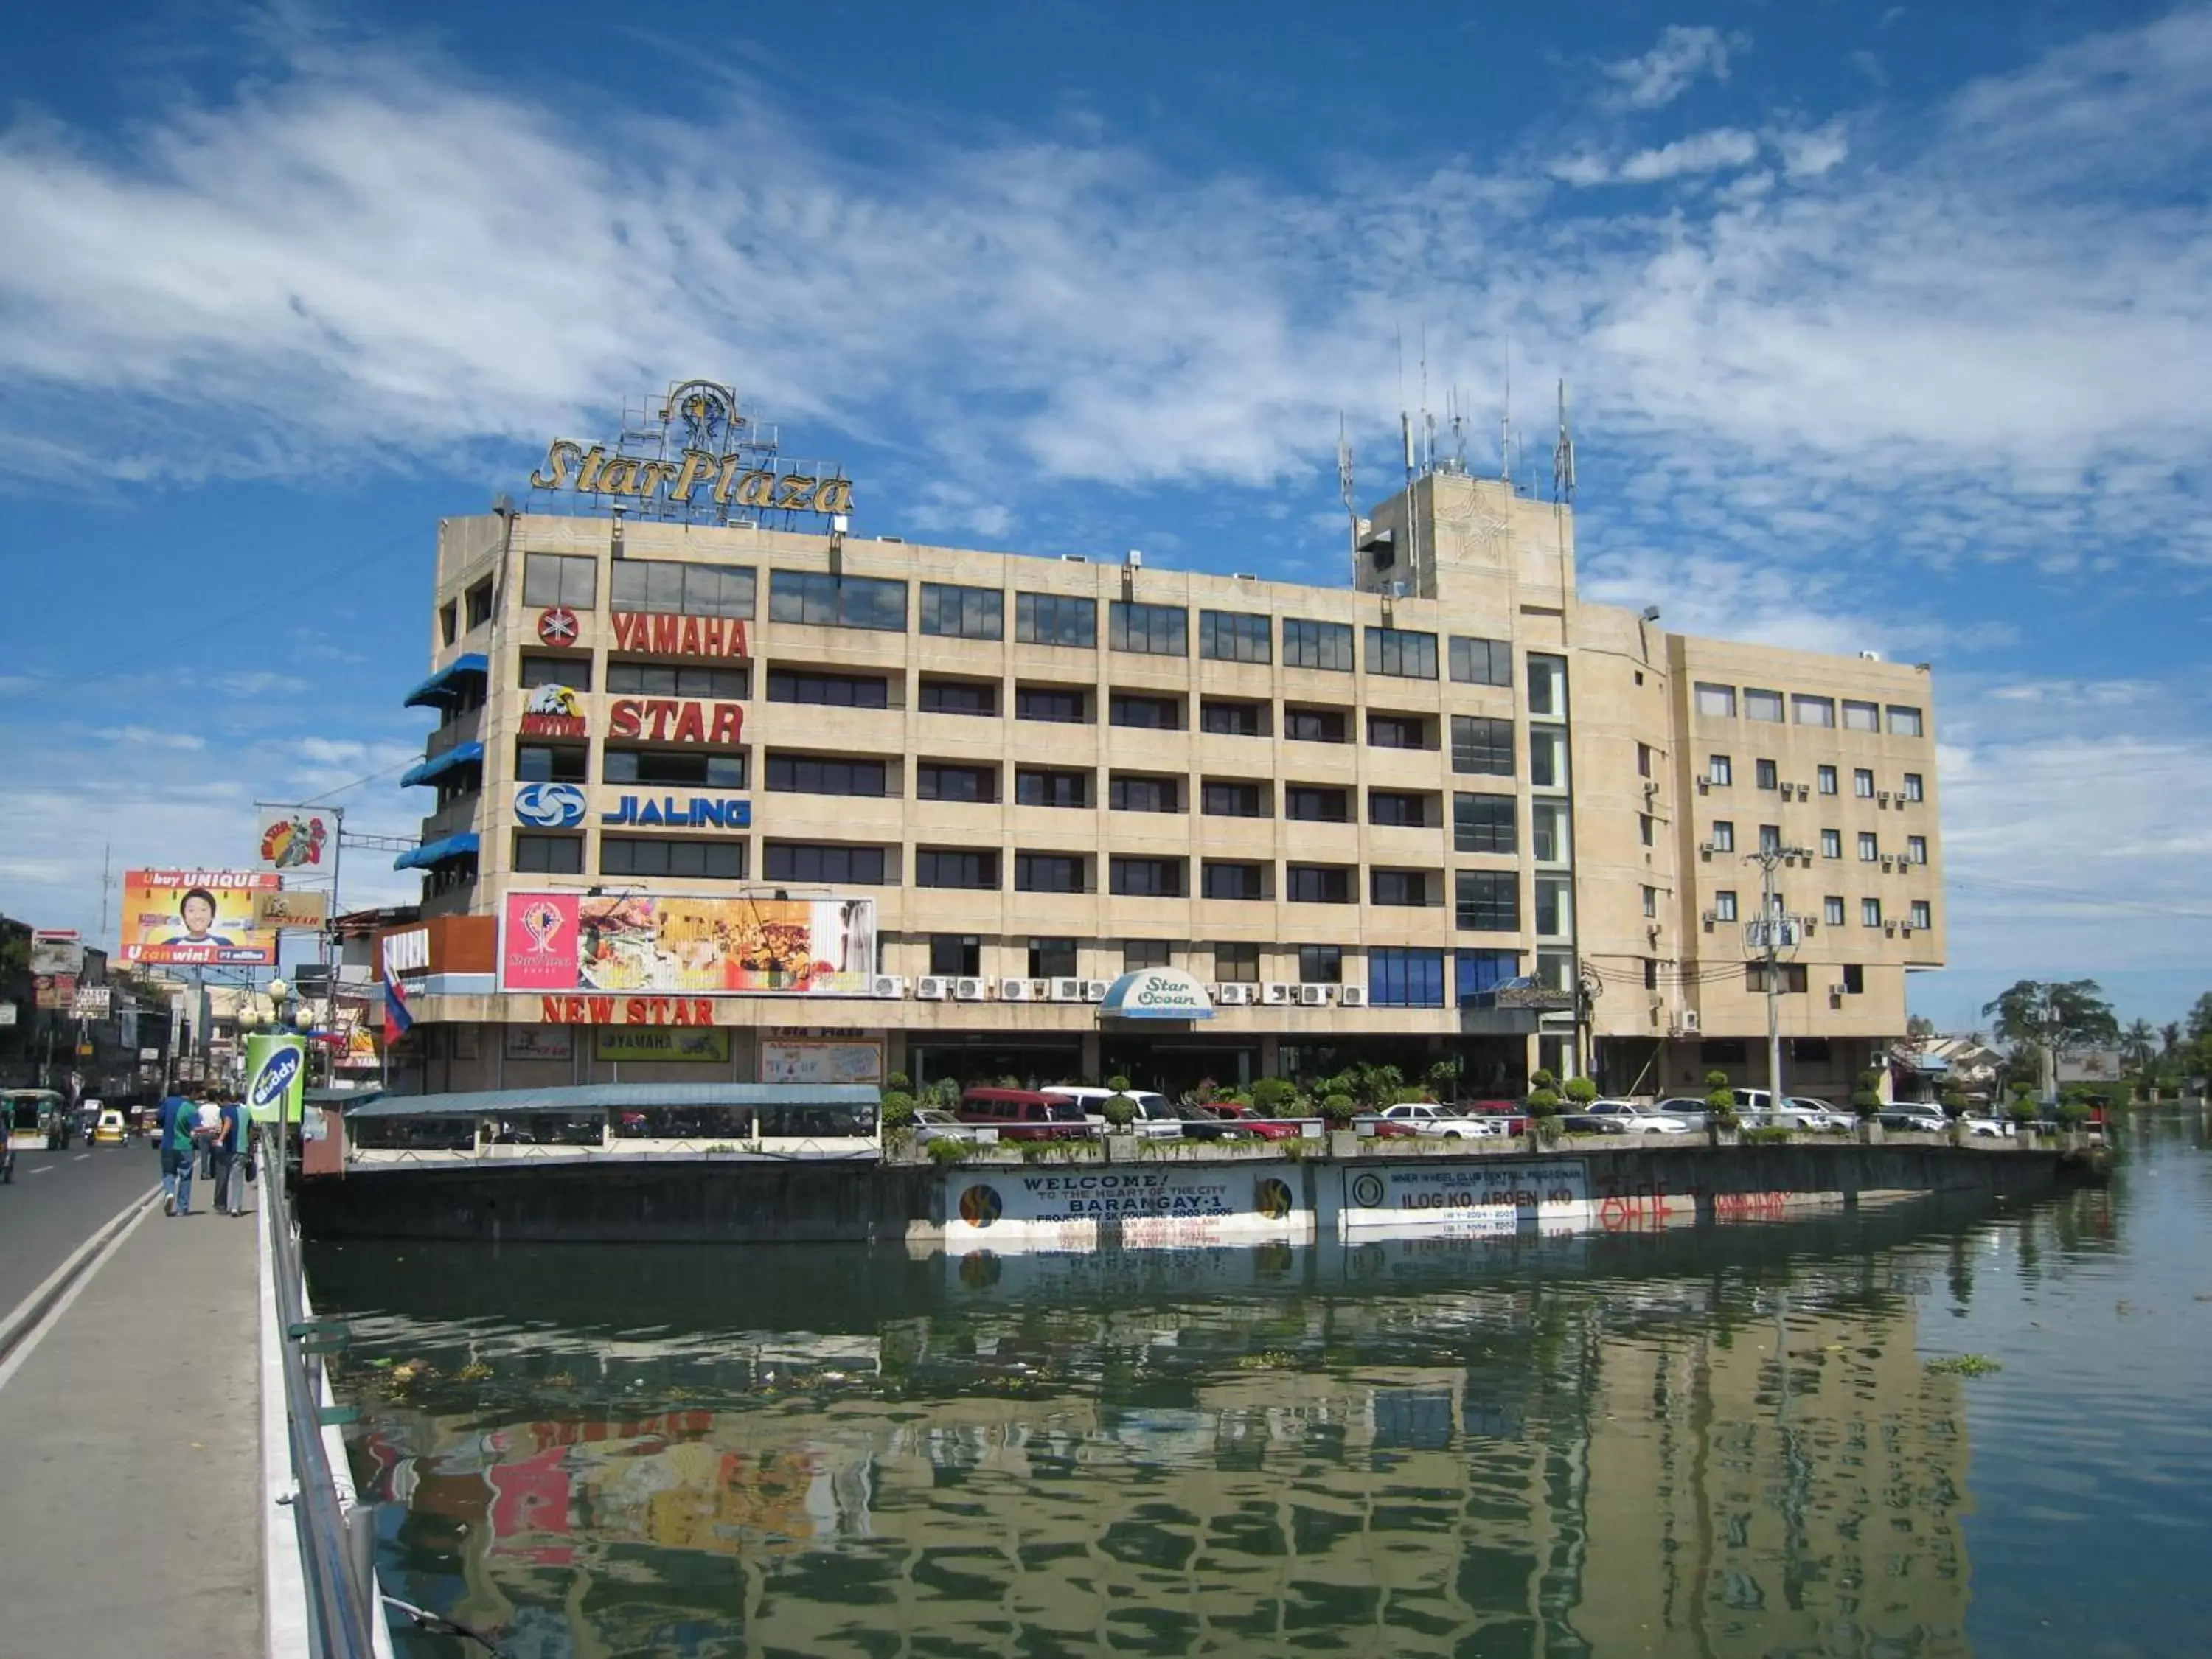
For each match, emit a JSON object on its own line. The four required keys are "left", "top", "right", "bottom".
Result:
{"left": 0, "top": 1138, "right": 164, "bottom": 1314}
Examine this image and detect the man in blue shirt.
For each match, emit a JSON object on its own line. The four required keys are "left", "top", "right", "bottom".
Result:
{"left": 155, "top": 1089, "right": 190, "bottom": 1214}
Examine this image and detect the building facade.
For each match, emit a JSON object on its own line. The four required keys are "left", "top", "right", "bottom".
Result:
{"left": 387, "top": 456, "right": 1941, "bottom": 1103}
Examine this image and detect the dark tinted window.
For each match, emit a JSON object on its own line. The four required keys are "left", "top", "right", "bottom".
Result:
{"left": 1371, "top": 869, "right": 1431, "bottom": 907}
{"left": 919, "top": 678, "right": 997, "bottom": 716}
{"left": 1282, "top": 618, "right": 1354, "bottom": 671}
{"left": 514, "top": 832, "right": 582, "bottom": 873}
{"left": 1199, "top": 609, "right": 1271, "bottom": 664}
{"left": 915, "top": 849, "right": 998, "bottom": 888}
{"left": 1365, "top": 626, "right": 1438, "bottom": 679}
{"left": 1455, "top": 871, "right": 1519, "bottom": 931}
{"left": 919, "top": 582, "right": 1004, "bottom": 640}
{"left": 604, "top": 749, "right": 746, "bottom": 788}
{"left": 768, "top": 570, "right": 907, "bottom": 631}
{"left": 521, "top": 655, "right": 593, "bottom": 690}
{"left": 606, "top": 662, "right": 749, "bottom": 698}
{"left": 1367, "top": 713, "right": 1430, "bottom": 750}
{"left": 602, "top": 837, "right": 746, "bottom": 880}
{"left": 1284, "top": 706, "right": 1348, "bottom": 743}
{"left": 1298, "top": 945, "right": 1342, "bottom": 983}
{"left": 1286, "top": 865, "right": 1352, "bottom": 903}
{"left": 1015, "top": 852, "right": 1085, "bottom": 892}
{"left": 1286, "top": 787, "right": 1349, "bottom": 822}
{"left": 765, "top": 755, "right": 888, "bottom": 797}
{"left": 1109, "top": 694, "right": 1180, "bottom": 729}
{"left": 1016, "top": 686, "right": 1088, "bottom": 723}
{"left": 1449, "top": 636, "right": 1512, "bottom": 686}
{"left": 767, "top": 669, "right": 888, "bottom": 709}
{"left": 1200, "top": 699, "right": 1265, "bottom": 736}
{"left": 1109, "top": 856, "right": 1183, "bottom": 897}
{"left": 1202, "top": 781, "right": 1266, "bottom": 818}
{"left": 762, "top": 843, "right": 886, "bottom": 884}
{"left": 917, "top": 763, "right": 995, "bottom": 802}
{"left": 1109, "top": 774, "right": 1179, "bottom": 813}
{"left": 1109, "top": 600, "right": 1187, "bottom": 656}
{"left": 1201, "top": 861, "right": 1265, "bottom": 900}
{"left": 1368, "top": 790, "right": 1431, "bottom": 827}
{"left": 1453, "top": 793, "right": 1515, "bottom": 853}
{"left": 609, "top": 558, "right": 752, "bottom": 618}
{"left": 517, "top": 742, "right": 587, "bottom": 783}
{"left": 1015, "top": 592, "right": 1097, "bottom": 647}
{"left": 1451, "top": 714, "right": 1515, "bottom": 776}
{"left": 1015, "top": 768, "right": 1090, "bottom": 808}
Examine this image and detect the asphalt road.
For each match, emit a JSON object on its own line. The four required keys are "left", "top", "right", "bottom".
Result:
{"left": 0, "top": 1138, "right": 164, "bottom": 1314}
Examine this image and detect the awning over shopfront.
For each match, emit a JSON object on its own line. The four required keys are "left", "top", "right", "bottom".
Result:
{"left": 392, "top": 832, "right": 480, "bottom": 872}
{"left": 402, "top": 653, "right": 489, "bottom": 709}
{"left": 398, "top": 742, "right": 485, "bottom": 789}
{"left": 345, "top": 1082, "right": 880, "bottom": 1119}
{"left": 1099, "top": 967, "right": 1215, "bottom": 1020}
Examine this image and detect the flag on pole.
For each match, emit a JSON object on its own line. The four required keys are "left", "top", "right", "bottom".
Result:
{"left": 382, "top": 964, "right": 414, "bottom": 1045}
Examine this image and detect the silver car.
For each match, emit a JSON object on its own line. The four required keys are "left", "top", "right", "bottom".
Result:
{"left": 1652, "top": 1096, "right": 1713, "bottom": 1132}
{"left": 1570, "top": 1099, "right": 1694, "bottom": 1135}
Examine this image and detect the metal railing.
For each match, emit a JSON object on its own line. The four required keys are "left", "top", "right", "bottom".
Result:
{"left": 262, "top": 1127, "right": 383, "bottom": 1658}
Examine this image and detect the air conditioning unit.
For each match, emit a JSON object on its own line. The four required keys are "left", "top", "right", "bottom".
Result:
{"left": 1697, "top": 841, "right": 1714, "bottom": 858}
{"left": 1082, "top": 979, "right": 1110, "bottom": 1002}
{"left": 1878, "top": 790, "right": 1892, "bottom": 805}
{"left": 1900, "top": 925, "right": 1915, "bottom": 938}
{"left": 1677, "top": 1009, "right": 1701, "bottom": 1034}
{"left": 1050, "top": 978, "right": 1085, "bottom": 1002}
{"left": 1881, "top": 855, "right": 1896, "bottom": 872}
{"left": 1338, "top": 985, "right": 1369, "bottom": 1008}
{"left": 1883, "top": 921, "right": 1897, "bottom": 936}
{"left": 1804, "top": 919, "right": 1818, "bottom": 935}
{"left": 1262, "top": 982, "right": 1293, "bottom": 1005}
{"left": 1799, "top": 783, "right": 1812, "bottom": 801}
{"left": 1214, "top": 983, "right": 1255, "bottom": 1006}
{"left": 917, "top": 976, "right": 950, "bottom": 1001}
{"left": 954, "top": 977, "right": 988, "bottom": 1001}
{"left": 872, "top": 974, "right": 907, "bottom": 998}
{"left": 1295, "top": 983, "right": 1331, "bottom": 1006}
{"left": 1830, "top": 983, "right": 1848, "bottom": 998}
{"left": 1000, "top": 978, "right": 1034, "bottom": 1001}
{"left": 1701, "top": 909, "right": 1717, "bottom": 927}
{"left": 1696, "top": 777, "right": 1711, "bottom": 795}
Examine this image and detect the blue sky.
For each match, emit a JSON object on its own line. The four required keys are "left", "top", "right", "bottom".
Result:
{"left": 1, "top": 1, "right": 2207, "bottom": 1034}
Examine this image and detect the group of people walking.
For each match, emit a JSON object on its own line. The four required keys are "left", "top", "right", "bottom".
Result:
{"left": 153, "top": 1087, "right": 253, "bottom": 1217}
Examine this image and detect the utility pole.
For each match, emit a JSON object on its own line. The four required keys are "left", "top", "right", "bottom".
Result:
{"left": 1747, "top": 844, "right": 1814, "bottom": 1115}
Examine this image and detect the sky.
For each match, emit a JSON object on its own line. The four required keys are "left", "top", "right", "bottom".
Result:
{"left": 0, "top": 1, "right": 2206, "bottom": 1035}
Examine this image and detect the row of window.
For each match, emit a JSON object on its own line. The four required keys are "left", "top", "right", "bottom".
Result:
{"left": 1708, "top": 889, "right": 1935, "bottom": 929}
{"left": 1695, "top": 682, "right": 1924, "bottom": 738}
{"left": 925, "top": 936, "right": 1534, "bottom": 1005}
{"left": 1707, "top": 755, "right": 1926, "bottom": 800}
{"left": 1708, "top": 821, "right": 1931, "bottom": 863}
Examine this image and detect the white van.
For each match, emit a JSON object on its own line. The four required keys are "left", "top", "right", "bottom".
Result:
{"left": 1040, "top": 1086, "right": 1183, "bottom": 1139}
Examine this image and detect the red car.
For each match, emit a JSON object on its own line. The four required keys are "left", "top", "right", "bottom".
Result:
{"left": 1460, "top": 1099, "right": 1531, "bottom": 1135}
{"left": 954, "top": 1087, "right": 1090, "bottom": 1141}
{"left": 1206, "top": 1103, "right": 1306, "bottom": 1141}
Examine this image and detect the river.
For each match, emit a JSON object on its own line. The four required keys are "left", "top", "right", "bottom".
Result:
{"left": 312, "top": 1118, "right": 2212, "bottom": 1658}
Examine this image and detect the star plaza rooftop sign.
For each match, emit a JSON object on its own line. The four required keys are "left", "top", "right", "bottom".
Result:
{"left": 529, "top": 378, "right": 852, "bottom": 523}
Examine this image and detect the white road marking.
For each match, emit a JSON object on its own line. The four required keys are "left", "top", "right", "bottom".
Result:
{"left": 0, "top": 1186, "right": 161, "bottom": 1392}
{"left": 29, "top": 1166, "right": 52, "bottom": 1175}
{"left": 73, "top": 1153, "right": 90, "bottom": 1161}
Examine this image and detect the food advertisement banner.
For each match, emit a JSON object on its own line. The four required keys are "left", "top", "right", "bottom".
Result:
{"left": 761, "top": 1040, "right": 882, "bottom": 1085}
{"left": 595, "top": 1027, "right": 732, "bottom": 1063}
{"left": 501, "top": 891, "right": 876, "bottom": 997}
{"left": 122, "top": 869, "right": 278, "bottom": 966}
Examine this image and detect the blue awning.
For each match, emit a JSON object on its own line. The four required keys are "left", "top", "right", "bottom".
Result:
{"left": 393, "top": 832, "right": 479, "bottom": 872}
{"left": 345, "top": 1082, "right": 880, "bottom": 1120}
{"left": 402, "top": 653, "right": 489, "bottom": 709}
{"left": 398, "top": 742, "right": 485, "bottom": 789}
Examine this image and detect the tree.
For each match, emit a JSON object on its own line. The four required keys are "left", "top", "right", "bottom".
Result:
{"left": 2121, "top": 1019, "right": 2157, "bottom": 1072}
{"left": 1980, "top": 979, "right": 2120, "bottom": 1096}
{"left": 2188, "top": 992, "right": 2212, "bottom": 1045}
{"left": 1907, "top": 1014, "right": 1937, "bottom": 1038}
{"left": 2161, "top": 1022, "right": 2183, "bottom": 1058}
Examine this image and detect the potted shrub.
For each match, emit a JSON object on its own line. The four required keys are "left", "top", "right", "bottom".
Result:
{"left": 1526, "top": 1080, "right": 1562, "bottom": 1147}
{"left": 1851, "top": 1067, "right": 1885, "bottom": 1141}
{"left": 1704, "top": 1070, "right": 1739, "bottom": 1143}
{"left": 879, "top": 1089, "right": 917, "bottom": 1132}
{"left": 1321, "top": 1091, "right": 1359, "bottom": 1154}
{"left": 1563, "top": 1077, "right": 1599, "bottom": 1115}
{"left": 1250, "top": 1077, "right": 1298, "bottom": 1121}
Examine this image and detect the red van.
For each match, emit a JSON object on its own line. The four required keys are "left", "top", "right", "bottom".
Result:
{"left": 954, "top": 1087, "right": 1091, "bottom": 1141}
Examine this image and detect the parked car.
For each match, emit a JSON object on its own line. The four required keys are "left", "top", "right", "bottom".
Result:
{"left": 1376, "top": 1102, "right": 1506, "bottom": 1140}
{"left": 1461, "top": 1099, "right": 1531, "bottom": 1135}
{"left": 1563, "top": 1099, "right": 1694, "bottom": 1135}
{"left": 1652, "top": 1096, "right": 1714, "bottom": 1131}
{"left": 955, "top": 1088, "right": 1090, "bottom": 1141}
{"left": 1958, "top": 1113, "right": 2014, "bottom": 1138}
{"left": 1040, "top": 1085, "right": 1183, "bottom": 1140}
{"left": 1877, "top": 1106, "right": 1948, "bottom": 1135}
{"left": 1206, "top": 1102, "right": 1307, "bottom": 1141}
{"left": 1782, "top": 1096, "right": 1851, "bottom": 1132}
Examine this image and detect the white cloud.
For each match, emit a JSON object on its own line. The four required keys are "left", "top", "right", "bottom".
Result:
{"left": 1614, "top": 127, "right": 1762, "bottom": 184}
{"left": 1601, "top": 25, "right": 1742, "bottom": 111}
{"left": 95, "top": 725, "right": 206, "bottom": 750}
{"left": 1773, "top": 120, "right": 1849, "bottom": 179}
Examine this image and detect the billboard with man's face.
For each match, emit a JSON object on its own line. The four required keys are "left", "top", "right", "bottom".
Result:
{"left": 121, "top": 869, "right": 278, "bottom": 966}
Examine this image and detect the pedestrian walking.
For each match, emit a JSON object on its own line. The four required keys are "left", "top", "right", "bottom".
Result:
{"left": 170, "top": 1088, "right": 216, "bottom": 1216}
{"left": 156, "top": 1088, "right": 189, "bottom": 1214}
{"left": 212, "top": 1094, "right": 249, "bottom": 1217}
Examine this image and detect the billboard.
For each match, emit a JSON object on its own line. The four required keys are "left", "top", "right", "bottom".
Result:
{"left": 500, "top": 892, "right": 876, "bottom": 997}
{"left": 595, "top": 1027, "right": 732, "bottom": 1064}
{"left": 121, "top": 869, "right": 277, "bottom": 966}
{"left": 254, "top": 888, "right": 330, "bottom": 931}
{"left": 256, "top": 807, "right": 334, "bottom": 872}
{"left": 30, "top": 929, "right": 83, "bottom": 977}
{"left": 70, "top": 984, "right": 111, "bottom": 1020}
{"left": 761, "top": 1040, "right": 882, "bottom": 1085}
{"left": 245, "top": 1032, "right": 308, "bottom": 1124}
{"left": 34, "top": 973, "right": 75, "bottom": 1011}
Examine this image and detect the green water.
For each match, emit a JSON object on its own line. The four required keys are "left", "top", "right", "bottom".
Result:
{"left": 314, "top": 1119, "right": 2212, "bottom": 1658}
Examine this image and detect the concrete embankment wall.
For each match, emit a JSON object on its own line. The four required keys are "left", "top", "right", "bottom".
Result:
{"left": 297, "top": 1141, "right": 2076, "bottom": 1246}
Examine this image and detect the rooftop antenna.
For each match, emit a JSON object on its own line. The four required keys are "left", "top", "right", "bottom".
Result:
{"left": 1337, "top": 413, "right": 1358, "bottom": 585}
{"left": 1449, "top": 385, "right": 1467, "bottom": 473}
{"left": 1552, "top": 377, "right": 1577, "bottom": 504}
{"left": 1499, "top": 338, "right": 1514, "bottom": 486}
{"left": 1419, "top": 324, "right": 1435, "bottom": 474}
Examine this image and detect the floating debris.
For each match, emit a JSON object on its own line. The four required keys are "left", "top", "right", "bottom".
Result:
{"left": 1924, "top": 1354, "right": 2003, "bottom": 1377}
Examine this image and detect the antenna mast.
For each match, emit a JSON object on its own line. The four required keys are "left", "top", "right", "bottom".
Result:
{"left": 1337, "top": 414, "right": 1359, "bottom": 587}
{"left": 1499, "top": 339, "right": 1514, "bottom": 487}
{"left": 1552, "top": 378, "right": 1577, "bottom": 504}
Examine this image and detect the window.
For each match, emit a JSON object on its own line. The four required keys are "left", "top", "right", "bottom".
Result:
{"left": 1453, "top": 793, "right": 1515, "bottom": 854}
{"left": 1639, "top": 813, "right": 1655, "bottom": 847}
{"left": 1526, "top": 655, "right": 1567, "bottom": 716}
{"left": 1695, "top": 683, "right": 1737, "bottom": 718}
{"left": 1368, "top": 790, "right": 1431, "bottom": 828}
{"left": 767, "top": 669, "right": 888, "bottom": 709}
{"left": 1745, "top": 688, "right": 1784, "bottom": 723}
{"left": 1534, "top": 875, "right": 1571, "bottom": 938}
{"left": 1109, "top": 693, "right": 1180, "bottom": 729}
{"left": 1859, "top": 832, "right": 1879, "bottom": 863}
{"left": 929, "top": 936, "right": 981, "bottom": 978}
{"left": 1449, "top": 635, "right": 1512, "bottom": 686}
{"left": 1903, "top": 772, "right": 1925, "bottom": 802}
{"left": 1824, "top": 895, "right": 1846, "bottom": 926}
{"left": 1109, "top": 774, "right": 1180, "bottom": 813}
{"left": 439, "top": 601, "right": 458, "bottom": 647}
{"left": 1016, "top": 685, "right": 1089, "bottom": 724}
{"left": 1638, "top": 742, "right": 1653, "bottom": 778}
{"left": 918, "top": 677, "right": 997, "bottom": 717}
{"left": 1202, "top": 781, "right": 1266, "bottom": 818}
{"left": 606, "top": 662, "right": 747, "bottom": 698}
{"left": 1708, "top": 754, "right": 1733, "bottom": 787}
{"left": 608, "top": 558, "right": 753, "bottom": 618}
{"left": 1282, "top": 618, "right": 1354, "bottom": 672}
{"left": 1016, "top": 592, "right": 1097, "bottom": 647}
{"left": 605, "top": 749, "right": 746, "bottom": 788}
{"left": 1842, "top": 962, "right": 1865, "bottom": 994}
{"left": 1298, "top": 944, "right": 1343, "bottom": 984}
{"left": 1530, "top": 801, "right": 1570, "bottom": 863}
{"left": 1201, "top": 860, "right": 1266, "bottom": 900}
{"left": 919, "top": 582, "right": 1004, "bottom": 640}
{"left": 1124, "top": 940, "right": 1172, "bottom": 970}
{"left": 1371, "top": 869, "right": 1432, "bottom": 907}
{"left": 1286, "top": 864, "right": 1352, "bottom": 904}
{"left": 1642, "top": 885, "right": 1658, "bottom": 917}
{"left": 1820, "top": 828, "right": 1842, "bottom": 859}
{"left": 1792, "top": 694, "right": 1835, "bottom": 728}
{"left": 514, "top": 832, "right": 582, "bottom": 874}
{"left": 602, "top": 838, "right": 747, "bottom": 880}
{"left": 1854, "top": 768, "right": 1875, "bottom": 799}
{"left": 917, "top": 762, "right": 995, "bottom": 803}
{"left": 1110, "top": 855, "right": 1183, "bottom": 897}
{"left": 1756, "top": 758, "right": 1779, "bottom": 791}
{"left": 1015, "top": 768, "right": 1091, "bottom": 808}
{"left": 1108, "top": 600, "right": 1187, "bottom": 656}
{"left": 1843, "top": 699, "right": 1879, "bottom": 732}
{"left": 523, "top": 552, "right": 599, "bottom": 609}
{"left": 1529, "top": 726, "right": 1568, "bottom": 789}
{"left": 464, "top": 578, "right": 494, "bottom": 630}
{"left": 767, "top": 754, "right": 888, "bottom": 798}
{"left": 1760, "top": 824, "right": 1782, "bottom": 855}
{"left": 1200, "top": 610, "right": 1271, "bottom": 664}
{"left": 1910, "top": 900, "right": 1933, "bottom": 929}
{"left": 1015, "top": 852, "right": 1085, "bottom": 893}
{"left": 1862, "top": 897, "right": 1883, "bottom": 928}
{"left": 1370, "top": 948, "right": 1445, "bottom": 1009}
{"left": 1365, "top": 626, "right": 1437, "bottom": 679}
{"left": 1367, "top": 713, "right": 1431, "bottom": 750}
{"left": 1907, "top": 835, "right": 1928, "bottom": 865}
{"left": 1747, "top": 964, "right": 1808, "bottom": 994}
{"left": 1645, "top": 959, "right": 1660, "bottom": 990}
{"left": 1029, "top": 939, "right": 1078, "bottom": 980}
{"left": 1714, "top": 890, "right": 1739, "bottom": 922}
{"left": 1887, "top": 706, "right": 1924, "bottom": 737}
{"left": 915, "top": 849, "right": 998, "bottom": 889}
{"left": 1285, "top": 706, "right": 1348, "bottom": 743}
{"left": 1285, "top": 786, "right": 1349, "bottom": 822}
{"left": 517, "top": 742, "right": 588, "bottom": 784}
{"left": 762, "top": 843, "right": 886, "bottom": 885}
{"left": 1711, "top": 821, "right": 1736, "bottom": 852}
{"left": 769, "top": 570, "right": 906, "bottom": 631}
{"left": 1213, "top": 942, "right": 1261, "bottom": 984}
{"left": 1818, "top": 764, "right": 1837, "bottom": 796}
{"left": 1453, "top": 715, "right": 1515, "bottom": 776}
{"left": 1201, "top": 698, "right": 1265, "bottom": 737}
{"left": 1458, "top": 950, "right": 1520, "bottom": 1002}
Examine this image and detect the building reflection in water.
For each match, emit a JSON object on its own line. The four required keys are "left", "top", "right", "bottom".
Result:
{"left": 341, "top": 1235, "right": 1975, "bottom": 1658}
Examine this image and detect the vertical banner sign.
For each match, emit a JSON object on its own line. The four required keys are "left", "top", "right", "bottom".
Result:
{"left": 245, "top": 1033, "right": 308, "bottom": 1124}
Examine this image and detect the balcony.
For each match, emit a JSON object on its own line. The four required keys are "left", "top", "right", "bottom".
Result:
{"left": 424, "top": 705, "right": 484, "bottom": 760}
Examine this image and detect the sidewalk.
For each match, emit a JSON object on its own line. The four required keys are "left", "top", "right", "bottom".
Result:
{"left": 0, "top": 1197, "right": 263, "bottom": 1658}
